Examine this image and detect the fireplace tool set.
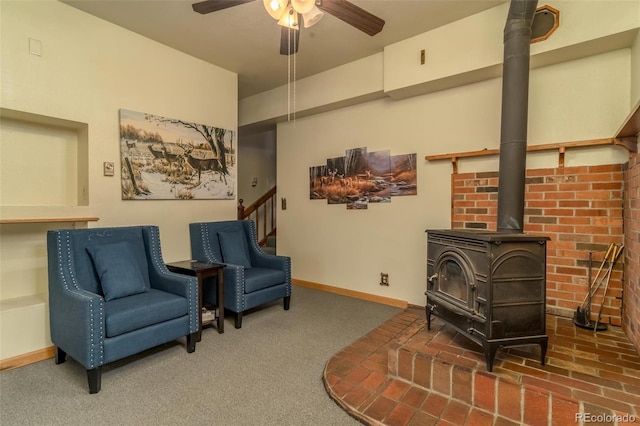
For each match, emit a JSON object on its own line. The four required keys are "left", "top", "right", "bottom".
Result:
{"left": 573, "top": 243, "right": 624, "bottom": 331}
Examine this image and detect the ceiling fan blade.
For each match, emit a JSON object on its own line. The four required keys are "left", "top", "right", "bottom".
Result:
{"left": 317, "top": 0, "right": 385, "bottom": 36}
{"left": 280, "top": 27, "right": 300, "bottom": 55}
{"left": 192, "top": 0, "right": 255, "bottom": 14}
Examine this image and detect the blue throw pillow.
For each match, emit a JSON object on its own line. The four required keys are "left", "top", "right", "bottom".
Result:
{"left": 86, "top": 241, "right": 149, "bottom": 301}
{"left": 218, "top": 229, "right": 252, "bottom": 268}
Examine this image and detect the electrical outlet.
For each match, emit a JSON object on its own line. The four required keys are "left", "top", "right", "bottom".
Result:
{"left": 380, "top": 273, "right": 389, "bottom": 286}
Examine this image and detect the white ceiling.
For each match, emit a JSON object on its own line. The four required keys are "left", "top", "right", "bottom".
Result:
{"left": 62, "top": 0, "right": 506, "bottom": 99}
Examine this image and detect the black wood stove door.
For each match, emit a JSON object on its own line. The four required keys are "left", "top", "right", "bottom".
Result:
{"left": 435, "top": 251, "right": 473, "bottom": 308}
{"left": 426, "top": 237, "right": 488, "bottom": 341}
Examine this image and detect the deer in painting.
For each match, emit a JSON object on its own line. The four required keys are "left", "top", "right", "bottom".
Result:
{"left": 182, "top": 144, "right": 226, "bottom": 185}
{"left": 147, "top": 144, "right": 165, "bottom": 162}
{"left": 337, "top": 174, "right": 353, "bottom": 187}
{"left": 355, "top": 170, "right": 372, "bottom": 184}
{"left": 161, "top": 144, "right": 186, "bottom": 172}
{"left": 319, "top": 169, "right": 336, "bottom": 187}
{"left": 328, "top": 169, "right": 338, "bottom": 184}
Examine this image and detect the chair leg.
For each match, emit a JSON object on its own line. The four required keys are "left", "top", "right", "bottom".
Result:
{"left": 55, "top": 346, "right": 67, "bottom": 364}
{"left": 87, "top": 367, "right": 102, "bottom": 394}
{"left": 186, "top": 332, "right": 197, "bottom": 353}
{"left": 284, "top": 296, "right": 291, "bottom": 310}
{"left": 235, "top": 312, "right": 243, "bottom": 329}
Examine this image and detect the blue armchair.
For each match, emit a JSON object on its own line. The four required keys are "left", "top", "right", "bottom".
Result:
{"left": 47, "top": 226, "right": 199, "bottom": 394}
{"left": 189, "top": 220, "right": 291, "bottom": 328}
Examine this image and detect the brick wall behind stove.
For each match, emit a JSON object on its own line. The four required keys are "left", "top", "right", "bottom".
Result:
{"left": 624, "top": 152, "right": 640, "bottom": 352}
{"left": 451, "top": 164, "right": 625, "bottom": 327}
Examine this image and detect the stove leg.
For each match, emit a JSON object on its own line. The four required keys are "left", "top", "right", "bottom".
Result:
{"left": 540, "top": 338, "right": 548, "bottom": 366}
{"left": 425, "top": 306, "right": 432, "bottom": 330}
{"left": 485, "top": 343, "right": 499, "bottom": 372}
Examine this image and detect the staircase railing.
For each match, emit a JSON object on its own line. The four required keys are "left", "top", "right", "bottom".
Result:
{"left": 238, "top": 186, "right": 277, "bottom": 246}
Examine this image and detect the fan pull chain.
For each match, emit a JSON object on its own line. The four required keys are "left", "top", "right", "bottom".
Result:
{"left": 285, "top": 27, "right": 297, "bottom": 125}
{"left": 287, "top": 28, "right": 291, "bottom": 122}
{"left": 292, "top": 30, "right": 296, "bottom": 126}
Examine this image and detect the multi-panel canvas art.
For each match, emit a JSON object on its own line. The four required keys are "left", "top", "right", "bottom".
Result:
{"left": 309, "top": 146, "right": 417, "bottom": 210}
{"left": 119, "top": 109, "right": 235, "bottom": 200}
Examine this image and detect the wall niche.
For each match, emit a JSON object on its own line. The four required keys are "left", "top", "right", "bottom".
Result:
{"left": 0, "top": 108, "right": 91, "bottom": 222}
{"left": 0, "top": 108, "right": 93, "bottom": 362}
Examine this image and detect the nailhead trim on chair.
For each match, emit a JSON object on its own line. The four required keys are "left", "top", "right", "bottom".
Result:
{"left": 199, "top": 224, "right": 218, "bottom": 263}
{"left": 199, "top": 223, "right": 245, "bottom": 313}
{"left": 235, "top": 264, "right": 245, "bottom": 313}
{"left": 58, "top": 231, "right": 105, "bottom": 369}
{"left": 245, "top": 221, "right": 292, "bottom": 298}
{"left": 147, "top": 226, "right": 199, "bottom": 334}
{"left": 246, "top": 220, "right": 263, "bottom": 254}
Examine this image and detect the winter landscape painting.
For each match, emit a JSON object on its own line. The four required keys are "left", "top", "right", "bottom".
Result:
{"left": 119, "top": 109, "right": 235, "bottom": 200}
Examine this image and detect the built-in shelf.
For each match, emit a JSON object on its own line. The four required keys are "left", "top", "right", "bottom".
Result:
{"left": 0, "top": 206, "right": 98, "bottom": 224}
{"left": 0, "top": 108, "right": 93, "bottom": 362}
{"left": 0, "top": 293, "right": 51, "bottom": 362}
{"left": 0, "top": 293, "right": 47, "bottom": 311}
{"left": 0, "top": 217, "right": 99, "bottom": 224}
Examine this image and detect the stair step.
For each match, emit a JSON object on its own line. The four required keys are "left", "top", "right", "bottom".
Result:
{"left": 262, "top": 246, "right": 276, "bottom": 255}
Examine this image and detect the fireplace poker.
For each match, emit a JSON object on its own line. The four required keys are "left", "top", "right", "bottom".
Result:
{"left": 579, "top": 243, "right": 614, "bottom": 307}
{"left": 593, "top": 244, "right": 624, "bottom": 332}
{"left": 574, "top": 243, "right": 614, "bottom": 330}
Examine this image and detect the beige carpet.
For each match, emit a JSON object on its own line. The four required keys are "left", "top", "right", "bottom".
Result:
{"left": 0, "top": 285, "right": 401, "bottom": 426}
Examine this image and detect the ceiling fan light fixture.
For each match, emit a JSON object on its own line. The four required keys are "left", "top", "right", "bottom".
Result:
{"left": 302, "top": 6, "right": 324, "bottom": 28}
{"left": 277, "top": 6, "right": 299, "bottom": 29}
{"left": 264, "top": 0, "right": 287, "bottom": 20}
{"left": 290, "top": 0, "right": 315, "bottom": 14}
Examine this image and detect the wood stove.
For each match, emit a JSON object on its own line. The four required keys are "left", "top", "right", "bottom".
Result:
{"left": 423, "top": 0, "right": 548, "bottom": 372}
{"left": 426, "top": 229, "right": 549, "bottom": 371}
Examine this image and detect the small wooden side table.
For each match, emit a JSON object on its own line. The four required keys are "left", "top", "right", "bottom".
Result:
{"left": 166, "top": 260, "right": 225, "bottom": 341}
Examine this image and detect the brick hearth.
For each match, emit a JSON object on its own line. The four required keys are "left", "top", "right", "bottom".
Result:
{"left": 323, "top": 306, "right": 640, "bottom": 425}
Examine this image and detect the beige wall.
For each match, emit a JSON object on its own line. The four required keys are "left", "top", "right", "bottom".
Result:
{"left": 0, "top": 1, "right": 237, "bottom": 359}
{"left": 275, "top": 49, "right": 632, "bottom": 307}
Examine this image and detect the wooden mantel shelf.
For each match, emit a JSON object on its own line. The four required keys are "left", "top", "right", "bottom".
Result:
{"left": 425, "top": 137, "right": 637, "bottom": 173}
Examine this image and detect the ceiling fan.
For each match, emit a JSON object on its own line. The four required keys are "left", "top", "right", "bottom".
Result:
{"left": 192, "top": 0, "right": 385, "bottom": 55}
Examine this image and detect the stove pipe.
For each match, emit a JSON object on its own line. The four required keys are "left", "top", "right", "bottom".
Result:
{"left": 497, "top": 0, "right": 538, "bottom": 233}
